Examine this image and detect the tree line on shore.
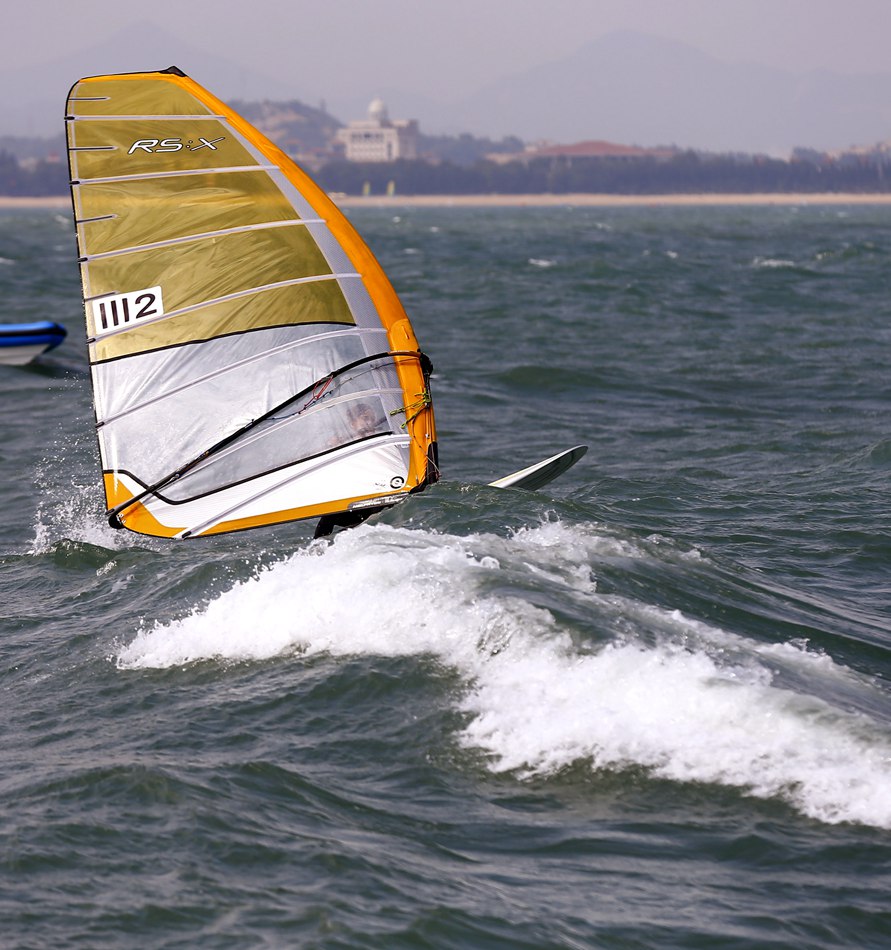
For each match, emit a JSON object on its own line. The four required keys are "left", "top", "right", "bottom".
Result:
{"left": 317, "top": 153, "right": 890, "bottom": 196}
{"left": 1, "top": 149, "right": 889, "bottom": 197}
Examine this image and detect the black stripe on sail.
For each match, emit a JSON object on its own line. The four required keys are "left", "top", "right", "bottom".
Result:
{"left": 76, "top": 214, "right": 117, "bottom": 225}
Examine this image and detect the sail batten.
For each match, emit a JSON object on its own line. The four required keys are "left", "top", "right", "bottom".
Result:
{"left": 67, "top": 67, "right": 438, "bottom": 538}
{"left": 69, "top": 113, "right": 228, "bottom": 121}
{"left": 72, "top": 164, "right": 281, "bottom": 186}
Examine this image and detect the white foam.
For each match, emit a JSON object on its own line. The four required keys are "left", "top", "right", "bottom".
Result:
{"left": 461, "top": 635, "right": 891, "bottom": 828}
{"left": 752, "top": 256, "right": 796, "bottom": 268}
{"left": 117, "top": 520, "right": 891, "bottom": 828}
{"left": 31, "top": 480, "right": 135, "bottom": 553}
{"left": 29, "top": 431, "right": 141, "bottom": 554}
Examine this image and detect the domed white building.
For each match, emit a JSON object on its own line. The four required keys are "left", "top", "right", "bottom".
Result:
{"left": 337, "top": 97, "right": 419, "bottom": 163}
{"left": 367, "top": 96, "right": 389, "bottom": 124}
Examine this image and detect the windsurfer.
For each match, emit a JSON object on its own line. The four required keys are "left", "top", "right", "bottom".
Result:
{"left": 314, "top": 400, "right": 389, "bottom": 538}
{"left": 345, "top": 400, "right": 385, "bottom": 439}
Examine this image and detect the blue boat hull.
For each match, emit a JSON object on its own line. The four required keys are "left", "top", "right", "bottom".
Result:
{"left": 0, "top": 321, "right": 67, "bottom": 365}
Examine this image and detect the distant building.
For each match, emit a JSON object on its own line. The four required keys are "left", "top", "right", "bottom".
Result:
{"left": 337, "top": 98, "right": 419, "bottom": 162}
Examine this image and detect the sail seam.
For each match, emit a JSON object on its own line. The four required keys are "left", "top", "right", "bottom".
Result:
{"left": 80, "top": 218, "right": 326, "bottom": 261}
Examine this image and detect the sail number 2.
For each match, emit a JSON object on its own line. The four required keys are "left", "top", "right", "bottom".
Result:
{"left": 91, "top": 286, "right": 164, "bottom": 336}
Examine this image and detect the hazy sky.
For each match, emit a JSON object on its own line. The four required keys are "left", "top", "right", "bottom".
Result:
{"left": 10, "top": 0, "right": 891, "bottom": 102}
{"left": 5, "top": 0, "right": 891, "bottom": 149}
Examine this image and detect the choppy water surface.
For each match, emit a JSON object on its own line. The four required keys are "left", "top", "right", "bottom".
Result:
{"left": 1, "top": 204, "right": 889, "bottom": 948}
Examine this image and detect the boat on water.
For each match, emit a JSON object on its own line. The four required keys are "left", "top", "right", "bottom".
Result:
{"left": 0, "top": 321, "right": 67, "bottom": 366}
{"left": 65, "top": 67, "right": 439, "bottom": 540}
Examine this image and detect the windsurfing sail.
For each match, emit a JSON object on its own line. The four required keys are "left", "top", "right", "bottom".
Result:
{"left": 65, "top": 67, "right": 438, "bottom": 539}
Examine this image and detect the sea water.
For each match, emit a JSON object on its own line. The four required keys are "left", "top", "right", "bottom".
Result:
{"left": 1, "top": 204, "right": 889, "bottom": 948}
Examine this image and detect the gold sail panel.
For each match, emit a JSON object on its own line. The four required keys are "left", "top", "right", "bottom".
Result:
{"left": 73, "top": 171, "right": 303, "bottom": 256}
{"left": 68, "top": 118, "right": 259, "bottom": 180}
{"left": 68, "top": 77, "right": 215, "bottom": 118}
{"left": 91, "top": 280, "right": 355, "bottom": 361}
{"left": 84, "top": 225, "right": 336, "bottom": 315}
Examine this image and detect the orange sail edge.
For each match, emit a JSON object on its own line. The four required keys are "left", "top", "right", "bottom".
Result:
{"left": 103, "top": 473, "right": 417, "bottom": 540}
{"left": 388, "top": 319, "right": 438, "bottom": 489}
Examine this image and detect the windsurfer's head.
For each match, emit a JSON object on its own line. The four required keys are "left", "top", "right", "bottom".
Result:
{"left": 347, "top": 401, "right": 380, "bottom": 437}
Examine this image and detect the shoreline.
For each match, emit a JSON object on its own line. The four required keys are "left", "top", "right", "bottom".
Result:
{"left": 3, "top": 192, "right": 891, "bottom": 210}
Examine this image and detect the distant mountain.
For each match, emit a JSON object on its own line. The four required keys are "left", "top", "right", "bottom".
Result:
{"left": 430, "top": 31, "right": 891, "bottom": 154}
{"left": 4, "top": 25, "right": 891, "bottom": 155}
{"left": 228, "top": 100, "right": 342, "bottom": 153}
{"left": 0, "top": 21, "right": 308, "bottom": 136}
